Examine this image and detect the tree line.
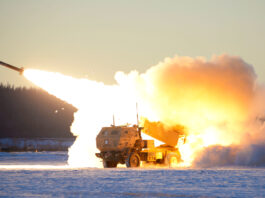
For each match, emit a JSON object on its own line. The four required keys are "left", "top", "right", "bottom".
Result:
{"left": 0, "top": 84, "right": 77, "bottom": 138}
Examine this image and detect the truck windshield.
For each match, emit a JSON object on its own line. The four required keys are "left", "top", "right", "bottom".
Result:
{"left": 111, "top": 130, "right": 119, "bottom": 135}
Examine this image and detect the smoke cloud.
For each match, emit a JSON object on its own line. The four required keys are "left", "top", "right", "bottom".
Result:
{"left": 116, "top": 54, "right": 265, "bottom": 167}
{"left": 193, "top": 143, "right": 265, "bottom": 167}
{"left": 24, "top": 54, "right": 265, "bottom": 167}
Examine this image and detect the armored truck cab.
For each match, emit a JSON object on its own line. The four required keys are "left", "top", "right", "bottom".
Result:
{"left": 96, "top": 125, "right": 143, "bottom": 168}
{"left": 96, "top": 126, "right": 141, "bottom": 152}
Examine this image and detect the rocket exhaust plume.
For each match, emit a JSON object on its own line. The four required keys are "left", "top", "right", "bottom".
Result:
{"left": 23, "top": 69, "right": 140, "bottom": 167}
{"left": 23, "top": 54, "right": 265, "bottom": 167}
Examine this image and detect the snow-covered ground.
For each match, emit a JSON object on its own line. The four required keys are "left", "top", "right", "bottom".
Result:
{"left": 0, "top": 152, "right": 264, "bottom": 197}
{"left": 0, "top": 138, "right": 74, "bottom": 151}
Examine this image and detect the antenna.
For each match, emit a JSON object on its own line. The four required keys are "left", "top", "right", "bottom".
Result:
{"left": 136, "top": 102, "right": 142, "bottom": 138}
{"left": 113, "top": 114, "right": 115, "bottom": 126}
{"left": 136, "top": 103, "right": 139, "bottom": 126}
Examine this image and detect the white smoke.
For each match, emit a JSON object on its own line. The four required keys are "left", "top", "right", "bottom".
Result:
{"left": 24, "top": 54, "right": 265, "bottom": 167}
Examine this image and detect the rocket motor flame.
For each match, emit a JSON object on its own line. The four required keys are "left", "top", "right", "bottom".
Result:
{"left": 23, "top": 54, "right": 265, "bottom": 167}
{"left": 23, "top": 69, "right": 154, "bottom": 167}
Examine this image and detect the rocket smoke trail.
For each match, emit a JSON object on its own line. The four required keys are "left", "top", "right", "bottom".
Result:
{"left": 23, "top": 54, "right": 265, "bottom": 167}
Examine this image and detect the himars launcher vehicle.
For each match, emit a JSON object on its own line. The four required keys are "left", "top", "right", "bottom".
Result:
{"left": 96, "top": 119, "right": 186, "bottom": 168}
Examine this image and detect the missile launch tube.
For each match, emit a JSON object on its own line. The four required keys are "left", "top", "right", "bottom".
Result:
{"left": 0, "top": 61, "right": 24, "bottom": 75}
{"left": 143, "top": 120, "right": 186, "bottom": 147}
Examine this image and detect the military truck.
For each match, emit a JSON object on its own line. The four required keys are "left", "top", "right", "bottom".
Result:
{"left": 95, "top": 120, "right": 186, "bottom": 168}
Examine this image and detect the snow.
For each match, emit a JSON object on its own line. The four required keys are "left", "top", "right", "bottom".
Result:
{"left": 0, "top": 138, "right": 74, "bottom": 151}
{"left": 0, "top": 152, "right": 264, "bottom": 197}
{"left": 0, "top": 151, "right": 67, "bottom": 165}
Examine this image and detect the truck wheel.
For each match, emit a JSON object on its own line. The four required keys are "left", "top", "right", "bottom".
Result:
{"left": 166, "top": 153, "right": 179, "bottom": 168}
{"left": 103, "top": 160, "right": 118, "bottom": 168}
{"left": 126, "top": 153, "right": 140, "bottom": 168}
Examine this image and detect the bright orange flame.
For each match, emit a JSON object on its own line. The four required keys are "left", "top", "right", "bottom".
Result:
{"left": 23, "top": 54, "right": 258, "bottom": 167}
{"left": 23, "top": 69, "right": 155, "bottom": 167}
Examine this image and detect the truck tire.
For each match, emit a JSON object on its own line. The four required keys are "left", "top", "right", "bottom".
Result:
{"left": 103, "top": 160, "right": 118, "bottom": 168}
{"left": 125, "top": 152, "right": 140, "bottom": 168}
{"left": 166, "top": 153, "right": 179, "bottom": 168}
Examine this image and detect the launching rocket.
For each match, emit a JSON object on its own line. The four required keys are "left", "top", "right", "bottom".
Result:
{"left": 0, "top": 61, "right": 24, "bottom": 75}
